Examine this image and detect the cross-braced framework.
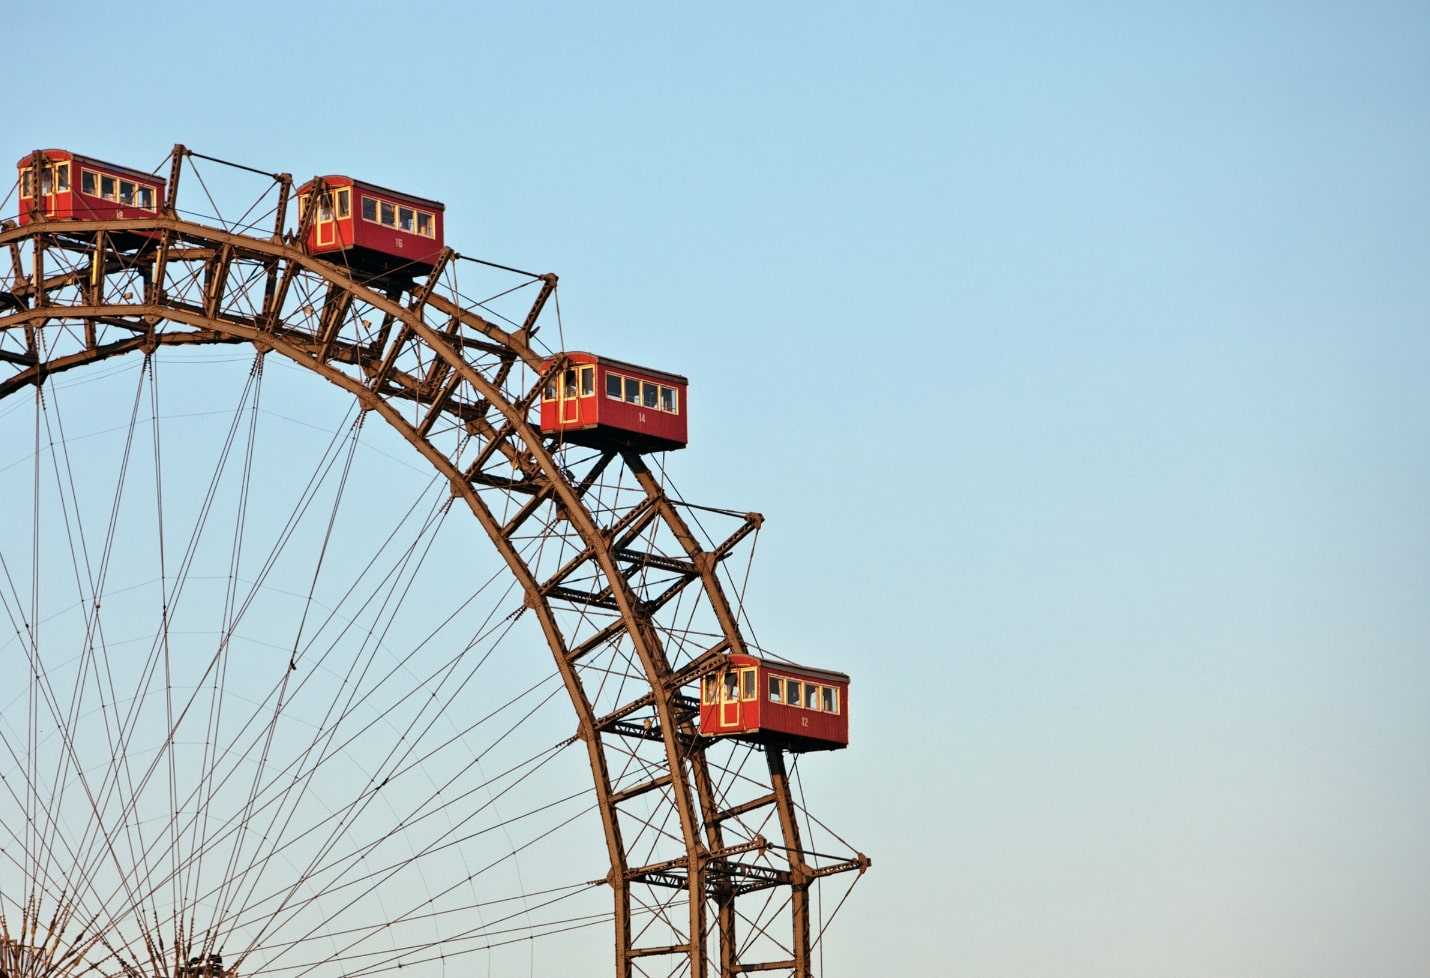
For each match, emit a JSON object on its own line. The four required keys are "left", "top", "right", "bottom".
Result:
{"left": 0, "top": 145, "right": 867, "bottom": 978}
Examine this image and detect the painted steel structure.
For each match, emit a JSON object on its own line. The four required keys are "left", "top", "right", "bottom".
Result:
{"left": 540, "top": 351, "right": 689, "bottom": 453}
{"left": 1, "top": 144, "right": 866, "bottom": 978}
{"left": 700, "top": 655, "right": 850, "bottom": 752}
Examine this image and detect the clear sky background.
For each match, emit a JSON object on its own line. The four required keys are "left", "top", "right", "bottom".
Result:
{"left": 7, "top": 2, "right": 1430, "bottom": 975}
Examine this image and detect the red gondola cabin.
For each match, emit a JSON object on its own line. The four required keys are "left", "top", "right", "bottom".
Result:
{"left": 16, "top": 150, "right": 165, "bottom": 237}
{"left": 540, "top": 352, "right": 688, "bottom": 453}
{"left": 297, "top": 176, "right": 445, "bottom": 279}
{"left": 699, "top": 654, "right": 849, "bottom": 752}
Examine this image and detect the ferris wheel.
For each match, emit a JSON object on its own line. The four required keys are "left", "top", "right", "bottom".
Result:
{"left": 0, "top": 145, "right": 867, "bottom": 978}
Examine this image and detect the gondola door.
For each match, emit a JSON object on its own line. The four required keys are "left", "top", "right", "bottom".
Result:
{"left": 315, "top": 188, "right": 342, "bottom": 248}
{"left": 719, "top": 668, "right": 742, "bottom": 729}
{"left": 22, "top": 159, "right": 67, "bottom": 219}
{"left": 559, "top": 363, "right": 594, "bottom": 426}
{"left": 718, "top": 665, "right": 755, "bottom": 730}
{"left": 43, "top": 161, "right": 68, "bottom": 218}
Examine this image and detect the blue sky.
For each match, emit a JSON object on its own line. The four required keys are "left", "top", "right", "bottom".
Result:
{"left": 7, "top": 2, "right": 1430, "bottom": 975}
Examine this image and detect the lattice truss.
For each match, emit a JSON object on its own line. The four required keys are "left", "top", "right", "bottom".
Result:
{"left": 0, "top": 148, "right": 865, "bottom": 978}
